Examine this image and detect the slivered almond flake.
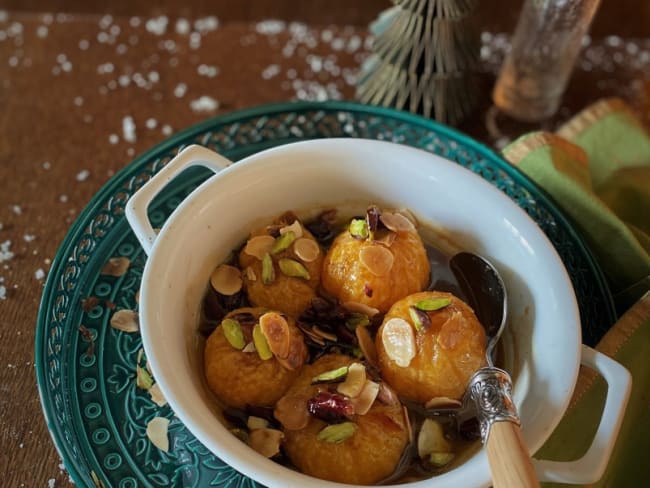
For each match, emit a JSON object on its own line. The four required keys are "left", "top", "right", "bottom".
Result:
{"left": 245, "top": 266, "right": 257, "bottom": 281}
{"left": 425, "top": 397, "right": 463, "bottom": 409}
{"left": 343, "top": 301, "right": 380, "bottom": 317}
{"left": 101, "top": 257, "right": 130, "bottom": 277}
{"left": 397, "top": 208, "right": 418, "bottom": 226}
{"left": 279, "top": 220, "right": 303, "bottom": 239}
{"left": 247, "top": 416, "right": 270, "bottom": 430}
{"left": 313, "top": 325, "right": 337, "bottom": 342}
{"left": 417, "top": 418, "right": 451, "bottom": 459}
{"left": 293, "top": 238, "right": 320, "bottom": 262}
{"left": 403, "top": 405, "right": 413, "bottom": 444}
{"left": 350, "top": 380, "right": 380, "bottom": 415}
{"left": 374, "top": 229, "right": 397, "bottom": 247}
{"left": 378, "top": 382, "right": 400, "bottom": 406}
{"left": 210, "top": 264, "right": 242, "bottom": 296}
{"left": 146, "top": 416, "right": 170, "bottom": 452}
{"left": 149, "top": 383, "right": 167, "bottom": 407}
{"left": 244, "top": 235, "right": 275, "bottom": 260}
{"left": 359, "top": 245, "right": 394, "bottom": 276}
{"left": 274, "top": 395, "right": 310, "bottom": 430}
{"left": 381, "top": 318, "right": 416, "bottom": 367}
{"left": 249, "top": 428, "right": 284, "bottom": 458}
{"left": 355, "top": 325, "right": 378, "bottom": 367}
{"left": 110, "top": 309, "right": 139, "bottom": 332}
{"left": 380, "top": 212, "right": 415, "bottom": 232}
{"left": 242, "top": 341, "right": 257, "bottom": 353}
{"left": 337, "top": 363, "right": 367, "bottom": 397}
{"left": 259, "top": 312, "right": 290, "bottom": 359}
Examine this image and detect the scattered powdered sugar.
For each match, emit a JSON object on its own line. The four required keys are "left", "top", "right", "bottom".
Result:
{"left": 256, "top": 20, "right": 286, "bottom": 35}
{"left": 23, "top": 234, "right": 35, "bottom": 242}
{"left": 161, "top": 124, "right": 173, "bottom": 136}
{"left": 145, "top": 118, "right": 157, "bottom": 129}
{"left": 175, "top": 18, "right": 190, "bottom": 36}
{"left": 12, "top": 205, "right": 22, "bottom": 215}
{"left": 190, "top": 96, "right": 219, "bottom": 113}
{"left": 47, "top": 479, "right": 55, "bottom": 488}
{"left": 197, "top": 64, "right": 219, "bottom": 78}
{"left": 0, "top": 240, "right": 14, "bottom": 263}
{"left": 76, "top": 169, "right": 90, "bottom": 181}
{"left": 262, "top": 64, "right": 281, "bottom": 80}
{"left": 145, "top": 16, "right": 168, "bottom": 36}
{"left": 35, "top": 268, "right": 46, "bottom": 280}
{"left": 0, "top": 285, "right": 6, "bottom": 300}
{"left": 108, "top": 134, "right": 119, "bottom": 144}
{"left": 122, "top": 116, "right": 136, "bottom": 142}
{"left": 36, "top": 25, "right": 48, "bottom": 38}
{"left": 194, "top": 16, "right": 219, "bottom": 34}
{"left": 42, "top": 161, "right": 51, "bottom": 170}
{"left": 173, "top": 83, "right": 187, "bottom": 98}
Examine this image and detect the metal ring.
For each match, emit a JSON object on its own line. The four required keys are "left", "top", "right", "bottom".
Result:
{"left": 465, "top": 366, "right": 520, "bottom": 443}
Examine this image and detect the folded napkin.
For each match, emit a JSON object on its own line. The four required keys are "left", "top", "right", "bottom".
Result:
{"left": 536, "top": 291, "right": 649, "bottom": 487}
{"left": 502, "top": 98, "right": 650, "bottom": 313}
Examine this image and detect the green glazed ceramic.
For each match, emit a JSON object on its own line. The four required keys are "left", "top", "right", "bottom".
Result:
{"left": 35, "top": 101, "right": 616, "bottom": 488}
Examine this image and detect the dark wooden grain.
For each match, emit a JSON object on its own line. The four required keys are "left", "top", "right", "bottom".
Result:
{"left": 0, "top": 1, "right": 647, "bottom": 487}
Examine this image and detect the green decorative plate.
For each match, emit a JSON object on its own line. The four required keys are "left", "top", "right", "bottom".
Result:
{"left": 36, "top": 101, "right": 616, "bottom": 488}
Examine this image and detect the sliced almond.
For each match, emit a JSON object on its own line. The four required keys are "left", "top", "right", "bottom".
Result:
{"left": 355, "top": 325, "right": 378, "bottom": 368}
{"left": 259, "top": 312, "right": 290, "bottom": 359}
{"left": 337, "top": 363, "right": 367, "bottom": 398}
{"left": 380, "top": 212, "right": 415, "bottom": 232}
{"left": 350, "top": 380, "right": 380, "bottom": 415}
{"left": 110, "top": 309, "right": 139, "bottom": 332}
{"left": 374, "top": 229, "right": 397, "bottom": 247}
{"left": 381, "top": 318, "right": 416, "bottom": 367}
{"left": 146, "top": 416, "right": 170, "bottom": 452}
{"left": 210, "top": 264, "right": 242, "bottom": 296}
{"left": 244, "top": 266, "right": 257, "bottom": 281}
{"left": 274, "top": 395, "right": 310, "bottom": 430}
{"left": 377, "top": 382, "right": 401, "bottom": 406}
{"left": 101, "top": 257, "right": 131, "bottom": 277}
{"left": 343, "top": 301, "right": 380, "bottom": 317}
{"left": 243, "top": 235, "right": 275, "bottom": 260}
{"left": 279, "top": 220, "right": 303, "bottom": 239}
{"left": 277, "top": 333, "right": 307, "bottom": 371}
{"left": 359, "top": 245, "right": 394, "bottom": 276}
{"left": 242, "top": 341, "right": 257, "bottom": 353}
{"left": 425, "top": 397, "right": 463, "bottom": 410}
{"left": 397, "top": 208, "right": 418, "bottom": 226}
{"left": 249, "top": 428, "right": 284, "bottom": 458}
{"left": 313, "top": 325, "right": 337, "bottom": 342}
{"left": 293, "top": 238, "right": 320, "bottom": 262}
{"left": 149, "top": 383, "right": 167, "bottom": 407}
{"left": 417, "top": 418, "right": 451, "bottom": 459}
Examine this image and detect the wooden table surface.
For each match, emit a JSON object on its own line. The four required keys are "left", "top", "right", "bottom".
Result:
{"left": 1, "top": 1, "right": 648, "bottom": 486}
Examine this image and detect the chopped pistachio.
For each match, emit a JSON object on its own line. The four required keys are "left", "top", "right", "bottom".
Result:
{"left": 415, "top": 297, "right": 452, "bottom": 311}
{"left": 409, "top": 306, "right": 431, "bottom": 331}
{"left": 247, "top": 416, "right": 270, "bottom": 430}
{"left": 346, "top": 312, "right": 369, "bottom": 329}
{"left": 311, "top": 365, "right": 349, "bottom": 385}
{"left": 136, "top": 365, "right": 154, "bottom": 390}
{"left": 278, "top": 258, "right": 310, "bottom": 280}
{"left": 430, "top": 452, "right": 455, "bottom": 467}
{"left": 253, "top": 324, "right": 273, "bottom": 360}
{"left": 262, "top": 253, "right": 275, "bottom": 284}
{"left": 271, "top": 231, "right": 296, "bottom": 254}
{"left": 349, "top": 218, "right": 368, "bottom": 239}
{"left": 317, "top": 422, "right": 357, "bottom": 443}
{"left": 222, "top": 318, "right": 245, "bottom": 350}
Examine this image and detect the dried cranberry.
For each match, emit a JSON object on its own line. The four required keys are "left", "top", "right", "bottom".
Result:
{"left": 307, "top": 391, "right": 355, "bottom": 422}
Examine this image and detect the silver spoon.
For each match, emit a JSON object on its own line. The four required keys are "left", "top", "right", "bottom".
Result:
{"left": 450, "top": 252, "right": 539, "bottom": 488}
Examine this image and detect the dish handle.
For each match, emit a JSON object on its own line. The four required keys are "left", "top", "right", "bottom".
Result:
{"left": 125, "top": 144, "right": 232, "bottom": 255}
{"left": 533, "top": 344, "right": 632, "bottom": 484}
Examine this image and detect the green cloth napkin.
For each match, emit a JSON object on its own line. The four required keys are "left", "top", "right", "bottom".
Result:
{"left": 536, "top": 292, "right": 650, "bottom": 487}
{"left": 502, "top": 98, "right": 650, "bottom": 312}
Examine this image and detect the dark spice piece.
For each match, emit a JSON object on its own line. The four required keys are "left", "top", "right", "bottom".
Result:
{"left": 78, "top": 324, "right": 95, "bottom": 356}
{"left": 363, "top": 283, "right": 373, "bottom": 297}
{"left": 81, "top": 296, "right": 100, "bottom": 312}
{"left": 305, "top": 209, "right": 337, "bottom": 244}
{"left": 366, "top": 205, "right": 381, "bottom": 237}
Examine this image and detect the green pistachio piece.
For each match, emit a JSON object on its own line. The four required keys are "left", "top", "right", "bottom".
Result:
{"left": 415, "top": 297, "right": 452, "bottom": 312}
{"left": 271, "top": 231, "right": 295, "bottom": 254}
{"left": 262, "top": 253, "right": 275, "bottom": 285}
{"left": 253, "top": 324, "right": 273, "bottom": 360}
{"left": 409, "top": 306, "right": 424, "bottom": 331}
{"left": 317, "top": 422, "right": 357, "bottom": 443}
{"left": 136, "top": 365, "right": 154, "bottom": 390}
{"left": 429, "top": 452, "right": 455, "bottom": 467}
{"left": 222, "top": 318, "right": 245, "bottom": 350}
{"left": 278, "top": 258, "right": 310, "bottom": 280}
{"left": 311, "top": 365, "right": 349, "bottom": 385}
{"left": 346, "top": 312, "right": 370, "bottom": 330}
{"left": 349, "top": 219, "right": 368, "bottom": 239}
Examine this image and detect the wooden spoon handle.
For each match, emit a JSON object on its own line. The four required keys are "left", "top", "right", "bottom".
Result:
{"left": 486, "top": 421, "right": 539, "bottom": 488}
